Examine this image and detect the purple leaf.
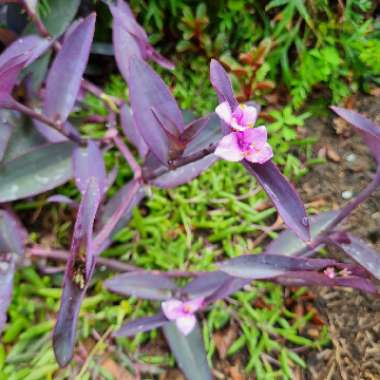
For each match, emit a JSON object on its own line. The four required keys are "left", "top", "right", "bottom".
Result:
{"left": 0, "top": 209, "right": 26, "bottom": 334}
{"left": 114, "top": 313, "right": 168, "bottom": 337}
{"left": 47, "top": 194, "right": 78, "bottom": 208}
{"left": 209, "top": 59, "right": 238, "bottom": 110}
{"left": 331, "top": 106, "right": 380, "bottom": 163}
{"left": 244, "top": 160, "right": 310, "bottom": 242}
{"left": 128, "top": 58, "right": 183, "bottom": 164}
{"left": 0, "top": 142, "right": 75, "bottom": 203}
{"left": 105, "top": 272, "right": 178, "bottom": 300}
{"left": 218, "top": 254, "right": 336, "bottom": 279}
{"left": 120, "top": 103, "right": 148, "bottom": 158}
{"left": 204, "top": 276, "right": 250, "bottom": 304}
{"left": 331, "top": 232, "right": 380, "bottom": 280}
{"left": 73, "top": 140, "right": 107, "bottom": 195}
{"left": 98, "top": 180, "right": 146, "bottom": 238}
{"left": 163, "top": 322, "right": 212, "bottom": 380}
{"left": 44, "top": 14, "right": 96, "bottom": 124}
{"left": 266, "top": 211, "right": 339, "bottom": 256}
{"left": 33, "top": 120, "right": 80, "bottom": 143}
{"left": 275, "top": 271, "right": 377, "bottom": 294}
{"left": 53, "top": 177, "right": 101, "bottom": 367}
{"left": 109, "top": 0, "right": 174, "bottom": 72}
{"left": 183, "top": 271, "right": 232, "bottom": 299}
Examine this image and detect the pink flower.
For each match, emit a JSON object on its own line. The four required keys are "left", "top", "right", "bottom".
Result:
{"left": 161, "top": 298, "right": 204, "bottom": 335}
{"left": 215, "top": 101, "right": 258, "bottom": 131}
{"left": 324, "top": 267, "right": 336, "bottom": 279}
{"left": 215, "top": 126, "right": 273, "bottom": 164}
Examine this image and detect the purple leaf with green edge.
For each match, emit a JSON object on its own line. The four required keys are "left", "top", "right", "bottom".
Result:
{"left": 266, "top": 211, "right": 339, "bottom": 257}
{"left": 209, "top": 59, "right": 238, "bottom": 110}
{"left": 73, "top": 140, "right": 107, "bottom": 195}
{"left": 114, "top": 313, "right": 168, "bottom": 337}
{"left": 105, "top": 272, "right": 178, "bottom": 300}
{"left": 120, "top": 103, "right": 148, "bottom": 158}
{"left": 0, "top": 142, "right": 74, "bottom": 203}
{"left": 0, "top": 209, "right": 27, "bottom": 334}
{"left": 44, "top": 14, "right": 96, "bottom": 124}
{"left": 218, "top": 254, "right": 337, "bottom": 279}
{"left": 97, "top": 179, "right": 146, "bottom": 239}
{"left": 331, "top": 106, "right": 380, "bottom": 163}
{"left": 274, "top": 271, "right": 377, "bottom": 294}
{"left": 128, "top": 57, "right": 183, "bottom": 165}
{"left": 244, "top": 160, "right": 310, "bottom": 242}
{"left": 163, "top": 321, "right": 212, "bottom": 380}
{"left": 109, "top": 0, "right": 174, "bottom": 71}
{"left": 53, "top": 177, "right": 101, "bottom": 367}
{"left": 331, "top": 232, "right": 380, "bottom": 280}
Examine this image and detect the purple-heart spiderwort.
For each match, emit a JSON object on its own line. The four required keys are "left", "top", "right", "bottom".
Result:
{"left": 161, "top": 298, "right": 204, "bottom": 335}
{"left": 215, "top": 126, "right": 273, "bottom": 164}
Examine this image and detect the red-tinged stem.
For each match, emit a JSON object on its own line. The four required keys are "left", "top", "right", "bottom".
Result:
{"left": 113, "top": 135, "right": 142, "bottom": 179}
{"left": 28, "top": 246, "right": 204, "bottom": 277}
{"left": 92, "top": 179, "right": 142, "bottom": 253}
{"left": 11, "top": 99, "right": 85, "bottom": 145}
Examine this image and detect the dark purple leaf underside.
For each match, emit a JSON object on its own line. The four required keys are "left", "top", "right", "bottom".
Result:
{"left": 275, "top": 271, "right": 377, "bottom": 294}
{"left": 244, "top": 160, "right": 310, "bottom": 242}
{"left": 73, "top": 140, "right": 107, "bottom": 195}
{"left": 219, "top": 254, "right": 336, "bottom": 279}
{"left": 163, "top": 322, "right": 213, "bottom": 380}
{"left": 265, "top": 211, "right": 339, "bottom": 257}
{"left": 53, "top": 178, "right": 101, "bottom": 367}
{"left": 331, "top": 106, "right": 380, "bottom": 163}
{"left": 44, "top": 14, "right": 96, "bottom": 123}
{"left": 120, "top": 103, "right": 148, "bottom": 158}
{"left": 332, "top": 233, "right": 380, "bottom": 280}
{"left": 105, "top": 272, "right": 178, "bottom": 300}
{"left": 128, "top": 58, "right": 183, "bottom": 164}
{"left": 114, "top": 313, "right": 168, "bottom": 337}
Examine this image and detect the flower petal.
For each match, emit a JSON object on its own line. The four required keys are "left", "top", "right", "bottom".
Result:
{"left": 215, "top": 133, "right": 244, "bottom": 162}
{"left": 175, "top": 315, "right": 196, "bottom": 335}
{"left": 230, "top": 119, "right": 249, "bottom": 131}
{"left": 162, "top": 299, "right": 184, "bottom": 320}
{"left": 242, "top": 105, "right": 258, "bottom": 125}
{"left": 245, "top": 143, "right": 273, "bottom": 164}
{"left": 215, "top": 102, "right": 232, "bottom": 125}
{"left": 242, "top": 126, "right": 268, "bottom": 149}
{"left": 183, "top": 297, "right": 204, "bottom": 313}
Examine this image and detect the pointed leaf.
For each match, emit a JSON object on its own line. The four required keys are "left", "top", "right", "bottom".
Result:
{"left": 128, "top": 58, "right": 183, "bottom": 164}
{"left": 266, "top": 211, "right": 338, "bottom": 256}
{"left": 105, "top": 272, "right": 178, "bottom": 300}
{"left": 219, "top": 254, "right": 336, "bottom": 279}
{"left": 54, "top": 178, "right": 101, "bottom": 367}
{"left": 331, "top": 106, "right": 380, "bottom": 163}
{"left": 115, "top": 313, "right": 168, "bottom": 337}
{"left": 331, "top": 233, "right": 380, "bottom": 280}
{"left": 0, "top": 142, "right": 74, "bottom": 202}
{"left": 73, "top": 140, "right": 107, "bottom": 195}
{"left": 44, "top": 14, "right": 96, "bottom": 123}
{"left": 244, "top": 160, "right": 310, "bottom": 242}
{"left": 163, "top": 321, "right": 212, "bottom": 380}
{"left": 120, "top": 103, "right": 148, "bottom": 158}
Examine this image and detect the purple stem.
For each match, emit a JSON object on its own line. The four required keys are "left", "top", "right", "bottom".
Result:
{"left": 113, "top": 135, "right": 142, "bottom": 179}
{"left": 11, "top": 100, "right": 85, "bottom": 145}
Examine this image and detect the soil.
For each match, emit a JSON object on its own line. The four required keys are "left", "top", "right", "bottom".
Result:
{"left": 300, "top": 95, "right": 380, "bottom": 380}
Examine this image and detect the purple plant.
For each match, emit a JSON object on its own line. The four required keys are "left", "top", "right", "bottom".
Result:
{"left": 0, "top": 1, "right": 379, "bottom": 378}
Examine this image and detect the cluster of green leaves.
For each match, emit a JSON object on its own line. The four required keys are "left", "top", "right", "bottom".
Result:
{"left": 129, "top": 0, "right": 380, "bottom": 108}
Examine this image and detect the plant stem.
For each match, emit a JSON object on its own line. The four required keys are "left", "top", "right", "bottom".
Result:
{"left": 11, "top": 100, "right": 85, "bottom": 145}
{"left": 113, "top": 135, "right": 142, "bottom": 179}
{"left": 143, "top": 143, "right": 217, "bottom": 181}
